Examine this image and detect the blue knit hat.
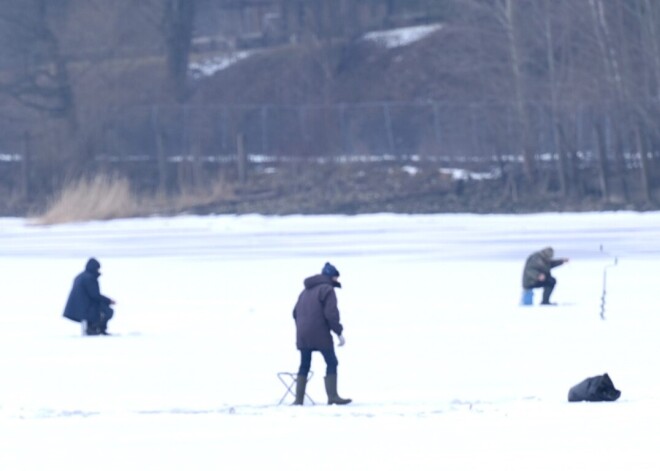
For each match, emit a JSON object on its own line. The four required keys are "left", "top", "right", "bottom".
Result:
{"left": 322, "top": 262, "right": 340, "bottom": 278}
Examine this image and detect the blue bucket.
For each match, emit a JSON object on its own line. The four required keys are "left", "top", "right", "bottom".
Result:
{"left": 521, "top": 289, "right": 534, "bottom": 306}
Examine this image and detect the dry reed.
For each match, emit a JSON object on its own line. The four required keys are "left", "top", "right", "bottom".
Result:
{"left": 35, "top": 173, "right": 236, "bottom": 224}
{"left": 36, "top": 175, "right": 139, "bottom": 224}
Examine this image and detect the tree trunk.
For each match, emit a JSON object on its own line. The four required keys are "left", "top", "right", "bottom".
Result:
{"left": 612, "top": 120, "right": 630, "bottom": 203}
{"left": 558, "top": 122, "right": 579, "bottom": 198}
{"left": 593, "top": 120, "right": 610, "bottom": 202}
{"left": 635, "top": 120, "right": 653, "bottom": 204}
{"left": 162, "top": 0, "right": 196, "bottom": 103}
{"left": 542, "top": 0, "right": 567, "bottom": 197}
{"left": 641, "top": 0, "right": 660, "bottom": 98}
{"left": 587, "top": 0, "right": 628, "bottom": 203}
{"left": 151, "top": 108, "right": 168, "bottom": 195}
{"left": 500, "top": 0, "right": 535, "bottom": 184}
{"left": 21, "top": 132, "right": 31, "bottom": 203}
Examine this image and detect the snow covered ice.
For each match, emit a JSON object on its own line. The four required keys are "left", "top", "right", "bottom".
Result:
{"left": 1, "top": 212, "right": 659, "bottom": 470}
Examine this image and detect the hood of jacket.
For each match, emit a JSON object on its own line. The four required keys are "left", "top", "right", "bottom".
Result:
{"left": 85, "top": 258, "right": 101, "bottom": 277}
{"left": 540, "top": 247, "right": 554, "bottom": 260}
{"left": 304, "top": 274, "right": 341, "bottom": 289}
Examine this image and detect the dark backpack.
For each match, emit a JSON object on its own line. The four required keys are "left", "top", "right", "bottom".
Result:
{"left": 568, "top": 373, "right": 621, "bottom": 402}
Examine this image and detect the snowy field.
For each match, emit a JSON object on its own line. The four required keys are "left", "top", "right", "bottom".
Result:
{"left": 0, "top": 212, "right": 659, "bottom": 470}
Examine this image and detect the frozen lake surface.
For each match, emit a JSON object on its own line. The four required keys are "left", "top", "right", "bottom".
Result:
{"left": 0, "top": 212, "right": 659, "bottom": 470}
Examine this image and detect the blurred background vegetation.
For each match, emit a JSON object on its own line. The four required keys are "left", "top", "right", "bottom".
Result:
{"left": 1, "top": 0, "right": 659, "bottom": 219}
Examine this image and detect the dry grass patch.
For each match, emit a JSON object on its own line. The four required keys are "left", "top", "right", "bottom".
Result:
{"left": 36, "top": 175, "right": 140, "bottom": 225}
{"left": 167, "top": 177, "right": 236, "bottom": 213}
{"left": 34, "top": 174, "right": 237, "bottom": 224}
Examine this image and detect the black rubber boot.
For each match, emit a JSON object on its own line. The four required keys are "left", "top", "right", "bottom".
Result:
{"left": 324, "top": 374, "right": 352, "bottom": 405}
{"left": 541, "top": 290, "right": 551, "bottom": 304}
{"left": 99, "top": 316, "right": 110, "bottom": 335}
{"left": 85, "top": 320, "right": 101, "bottom": 335}
{"left": 292, "top": 374, "right": 307, "bottom": 405}
{"left": 541, "top": 281, "right": 555, "bottom": 305}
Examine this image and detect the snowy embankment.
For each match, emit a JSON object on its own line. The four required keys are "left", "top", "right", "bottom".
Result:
{"left": 0, "top": 212, "right": 659, "bottom": 470}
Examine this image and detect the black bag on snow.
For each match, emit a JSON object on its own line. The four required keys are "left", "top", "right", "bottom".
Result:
{"left": 568, "top": 373, "right": 621, "bottom": 402}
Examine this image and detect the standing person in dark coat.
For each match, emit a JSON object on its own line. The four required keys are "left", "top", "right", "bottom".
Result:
{"left": 63, "top": 258, "right": 116, "bottom": 335}
{"left": 522, "top": 247, "right": 569, "bottom": 305}
{"left": 292, "top": 262, "right": 351, "bottom": 406}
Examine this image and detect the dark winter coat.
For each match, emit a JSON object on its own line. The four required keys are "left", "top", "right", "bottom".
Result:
{"left": 293, "top": 274, "right": 343, "bottom": 351}
{"left": 63, "top": 258, "right": 112, "bottom": 323}
{"left": 568, "top": 373, "right": 621, "bottom": 402}
{"left": 522, "top": 247, "right": 566, "bottom": 289}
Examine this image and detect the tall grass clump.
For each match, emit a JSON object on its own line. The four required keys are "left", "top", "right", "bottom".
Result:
{"left": 36, "top": 175, "right": 140, "bottom": 224}
{"left": 167, "top": 177, "right": 236, "bottom": 213}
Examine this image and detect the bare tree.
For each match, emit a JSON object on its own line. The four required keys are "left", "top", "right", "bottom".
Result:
{"left": 137, "top": 0, "right": 196, "bottom": 103}
{"left": 499, "top": 0, "right": 535, "bottom": 183}
{"left": 162, "top": 0, "right": 196, "bottom": 103}
{"left": 0, "top": 0, "right": 77, "bottom": 129}
{"left": 539, "top": 0, "right": 567, "bottom": 197}
{"left": 586, "top": 0, "right": 631, "bottom": 203}
{"left": 629, "top": 0, "right": 658, "bottom": 203}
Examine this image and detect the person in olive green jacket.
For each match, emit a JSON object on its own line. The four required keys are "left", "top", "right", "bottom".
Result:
{"left": 522, "top": 247, "right": 569, "bottom": 305}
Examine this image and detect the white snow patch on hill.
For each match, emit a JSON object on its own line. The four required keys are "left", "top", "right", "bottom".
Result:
{"left": 364, "top": 23, "right": 442, "bottom": 48}
{"left": 189, "top": 51, "right": 252, "bottom": 78}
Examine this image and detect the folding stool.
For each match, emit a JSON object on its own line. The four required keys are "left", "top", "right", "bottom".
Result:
{"left": 277, "top": 371, "right": 315, "bottom": 405}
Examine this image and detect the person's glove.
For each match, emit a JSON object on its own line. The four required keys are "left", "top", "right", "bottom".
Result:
{"left": 337, "top": 334, "right": 346, "bottom": 347}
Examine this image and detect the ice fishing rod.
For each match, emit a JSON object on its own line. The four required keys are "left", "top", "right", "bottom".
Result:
{"left": 599, "top": 244, "right": 618, "bottom": 320}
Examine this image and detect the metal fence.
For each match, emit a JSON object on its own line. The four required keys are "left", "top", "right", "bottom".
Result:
{"left": 89, "top": 102, "right": 568, "bottom": 160}
{"left": 1, "top": 100, "right": 655, "bottom": 163}
{"left": 0, "top": 100, "right": 657, "bottom": 203}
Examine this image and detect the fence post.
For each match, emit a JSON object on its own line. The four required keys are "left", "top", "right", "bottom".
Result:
{"left": 470, "top": 103, "right": 480, "bottom": 158}
{"left": 151, "top": 106, "right": 168, "bottom": 194}
{"left": 382, "top": 103, "right": 395, "bottom": 155}
{"left": 178, "top": 105, "right": 192, "bottom": 192}
{"left": 339, "top": 104, "right": 349, "bottom": 156}
{"left": 237, "top": 132, "right": 247, "bottom": 185}
{"left": 261, "top": 106, "right": 269, "bottom": 156}
{"left": 298, "top": 106, "right": 307, "bottom": 146}
{"left": 21, "top": 131, "right": 31, "bottom": 202}
{"left": 432, "top": 102, "right": 442, "bottom": 154}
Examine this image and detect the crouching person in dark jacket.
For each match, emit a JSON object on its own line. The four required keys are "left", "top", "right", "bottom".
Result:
{"left": 63, "top": 258, "right": 116, "bottom": 336}
{"left": 522, "top": 246, "right": 569, "bottom": 305}
{"left": 292, "top": 262, "right": 351, "bottom": 406}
